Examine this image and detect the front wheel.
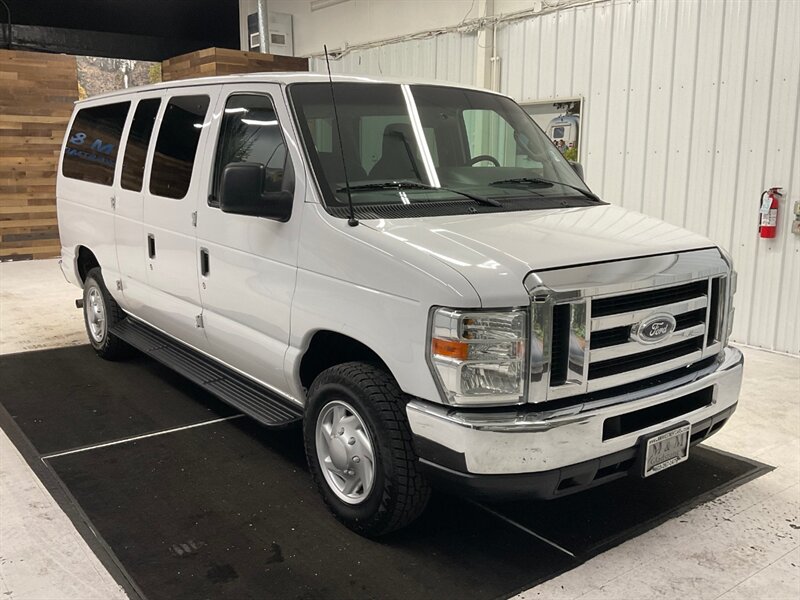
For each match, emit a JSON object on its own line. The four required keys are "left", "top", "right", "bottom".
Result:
{"left": 303, "top": 362, "right": 431, "bottom": 537}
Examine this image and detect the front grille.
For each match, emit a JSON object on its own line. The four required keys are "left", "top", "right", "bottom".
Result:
{"left": 549, "top": 304, "right": 571, "bottom": 386}
{"left": 592, "top": 280, "right": 708, "bottom": 317}
{"left": 528, "top": 249, "right": 730, "bottom": 404}
{"left": 588, "top": 338, "right": 703, "bottom": 380}
{"left": 589, "top": 308, "right": 706, "bottom": 350}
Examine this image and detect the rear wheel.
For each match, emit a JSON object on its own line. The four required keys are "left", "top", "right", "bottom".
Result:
{"left": 82, "top": 268, "right": 130, "bottom": 360}
{"left": 304, "top": 362, "right": 431, "bottom": 537}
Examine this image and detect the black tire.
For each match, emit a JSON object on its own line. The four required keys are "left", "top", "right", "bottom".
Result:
{"left": 304, "top": 362, "right": 431, "bottom": 537}
{"left": 82, "top": 267, "right": 131, "bottom": 360}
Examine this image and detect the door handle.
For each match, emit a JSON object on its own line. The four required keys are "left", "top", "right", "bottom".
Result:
{"left": 200, "top": 248, "right": 210, "bottom": 276}
{"left": 147, "top": 234, "right": 156, "bottom": 259}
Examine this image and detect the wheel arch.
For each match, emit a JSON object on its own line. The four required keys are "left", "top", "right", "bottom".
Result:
{"left": 75, "top": 245, "right": 100, "bottom": 284}
{"left": 298, "top": 330, "right": 393, "bottom": 392}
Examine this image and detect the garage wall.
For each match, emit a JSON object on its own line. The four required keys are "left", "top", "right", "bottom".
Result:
{"left": 266, "top": 0, "right": 487, "bottom": 58}
{"left": 307, "top": 0, "right": 799, "bottom": 355}
{"left": 496, "top": 0, "right": 800, "bottom": 354}
{"left": 0, "top": 50, "right": 79, "bottom": 261}
{"left": 309, "top": 31, "right": 477, "bottom": 84}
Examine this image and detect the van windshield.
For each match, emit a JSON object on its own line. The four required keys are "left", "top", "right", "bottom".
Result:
{"left": 289, "top": 82, "right": 597, "bottom": 215}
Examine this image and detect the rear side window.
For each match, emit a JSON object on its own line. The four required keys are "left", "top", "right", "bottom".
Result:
{"left": 62, "top": 102, "right": 130, "bottom": 186}
{"left": 149, "top": 95, "right": 210, "bottom": 199}
{"left": 121, "top": 98, "right": 161, "bottom": 192}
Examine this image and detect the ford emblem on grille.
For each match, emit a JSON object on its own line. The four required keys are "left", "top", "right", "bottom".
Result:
{"left": 631, "top": 313, "right": 677, "bottom": 345}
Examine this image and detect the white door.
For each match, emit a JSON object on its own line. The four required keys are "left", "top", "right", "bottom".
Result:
{"left": 139, "top": 87, "right": 219, "bottom": 350}
{"left": 114, "top": 93, "right": 163, "bottom": 313}
{"left": 194, "top": 83, "right": 305, "bottom": 395}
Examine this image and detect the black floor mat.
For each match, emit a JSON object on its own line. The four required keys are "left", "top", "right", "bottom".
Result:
{"left": 0, "top": 345, "right": 237, "bottom": 454}
{"left": 0, "top": 346, "right": 771, "bottom": 600}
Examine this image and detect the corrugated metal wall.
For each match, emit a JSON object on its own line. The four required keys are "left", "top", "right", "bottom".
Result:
{"left": 309, "top": 31, "right": 477, "bottom": 84}
{"left": 312, "top": 0, "right": 800, "bottom": 354}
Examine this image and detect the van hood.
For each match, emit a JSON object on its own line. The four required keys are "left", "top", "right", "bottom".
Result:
{"left": 362, "top": 203, "right": 716, "bottom": 307}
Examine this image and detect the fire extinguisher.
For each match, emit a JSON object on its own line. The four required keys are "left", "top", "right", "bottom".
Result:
{"left": 759, "top": 187, "right": 782, "bottom": 239}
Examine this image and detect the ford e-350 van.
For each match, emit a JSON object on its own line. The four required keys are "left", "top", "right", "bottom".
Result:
{"left": 57, "top": 73, "right": 742, "bottom": 536}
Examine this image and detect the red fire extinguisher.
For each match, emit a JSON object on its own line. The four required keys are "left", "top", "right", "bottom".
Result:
{"left": 759, "top": 187, "right": 782, "bottom": 239}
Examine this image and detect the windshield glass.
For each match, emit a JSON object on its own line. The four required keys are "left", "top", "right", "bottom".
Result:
{"left": 289, "top": 82, "right": 595, "bottom": 211}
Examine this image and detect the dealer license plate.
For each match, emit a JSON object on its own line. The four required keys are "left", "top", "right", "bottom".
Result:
{"left": 642, "top": 423, "right": 691, "bottom": 477}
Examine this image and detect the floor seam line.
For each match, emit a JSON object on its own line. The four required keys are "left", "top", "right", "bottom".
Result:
{"left": 470, "top": 501, "right": 576, "bottom": 558}
{"left": 39, "top": 414, "right": 245, "bottom": 461}
{"left": 709, "top": 544, "right": 800, "bottom": 600}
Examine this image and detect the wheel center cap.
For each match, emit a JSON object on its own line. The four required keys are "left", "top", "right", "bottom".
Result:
{"left": 329, "top": 435, "right": 349, "bottom": 470}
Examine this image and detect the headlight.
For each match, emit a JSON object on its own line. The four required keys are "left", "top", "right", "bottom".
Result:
{"left": 427, "top": 307, "right": 527, "bottom": 406}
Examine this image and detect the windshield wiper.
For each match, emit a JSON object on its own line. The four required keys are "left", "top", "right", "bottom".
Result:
{"left": 490, "top": 177, "right": 602, "bottom": 203}
{"left": 337, "top": 180, "right": 502, "bottom": 207}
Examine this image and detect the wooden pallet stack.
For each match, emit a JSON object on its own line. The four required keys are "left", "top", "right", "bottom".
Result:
{"left": 162, "top": 47, "right": 308, "bottom": 82}
{"left": 0, "top": 50, "right": 79, "bottom": 261}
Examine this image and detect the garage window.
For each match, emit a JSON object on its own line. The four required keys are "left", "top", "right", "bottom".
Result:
{"left": 149, "top": 95, "right": 210, "bottom": 199}
{"left": 121, "top": 98, "right": 161, "bottom": 192}
{"left": 62, "top": 102, "right": 130, "bottom": 186}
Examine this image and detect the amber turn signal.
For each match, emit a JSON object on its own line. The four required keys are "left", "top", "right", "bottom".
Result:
{"left": 431, "top": 338, "right": 469, "bottom": 360}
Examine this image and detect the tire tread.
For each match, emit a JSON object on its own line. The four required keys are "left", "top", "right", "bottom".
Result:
{"left": 305, "top": 361, "right": 431, "bottom": 536}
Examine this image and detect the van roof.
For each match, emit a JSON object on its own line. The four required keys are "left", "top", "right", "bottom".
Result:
{"left": 75, "top": 71, "right": 507, "bottom": 104}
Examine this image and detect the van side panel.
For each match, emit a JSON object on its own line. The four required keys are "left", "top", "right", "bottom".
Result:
{"left": 113, "top": 93, "right": 164, "bottom": 315}
{"left": 136, "top": 90, "right": 219, "bottom": 351}
{"left": 288, "top": 203, "right": 482, "bottom": 404}
{"left": 195, "top": 83, "right": 305, "bottom": 397}
{"left": 57, "top": 101, "right": 130, "bottom": 290}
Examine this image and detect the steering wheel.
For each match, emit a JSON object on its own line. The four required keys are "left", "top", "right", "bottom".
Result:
{"left": 469, "top": 154, "right": 501, "bottom": 167}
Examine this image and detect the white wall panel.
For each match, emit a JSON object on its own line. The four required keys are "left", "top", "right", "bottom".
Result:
{"left": 639, "top": 0, "right": 677, "bottom": 221}
{"left": 496, "top": 0, "right": 799, "bottom": 354}
{"left": 621, "top": 0, "right": 656, "bottom": 215}
{"left": 553, "top": 9, "right": 577, "bottom": 98}
{"left": 661, "top": 0, "right": 700, "bottom": 228}
{"left": 731, "top": 0, "right": 780, "bottom": 350}
{"left": 683, "top": 0, "right": 726, "bottom": 240}
{"left": 310, "top": 32, "right": 477, "bottom": 85}
{"left": 603, "top": 0, "right": 635, "bottom": 205}
{"left": 305, "top": 0, "right": 799, "bottom": 354}
{"left": 582, "top": 1, "right": 614, "bottom": 192}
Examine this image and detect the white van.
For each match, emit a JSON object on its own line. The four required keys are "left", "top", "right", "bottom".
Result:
{"left": 57, "top": 73, "right": 742, "bottom": 536}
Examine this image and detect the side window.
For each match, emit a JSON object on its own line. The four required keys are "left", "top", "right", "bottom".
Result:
{"left": 149, "top": 95, "right": 210, "bottom": 199}
{"left": 62, "top": 102, "right": 130, "bottom": 186}
{"left": 211, "top": 94, "right": 291, "bottom": 205}
{"left": 120, "top": 98, "right": 161, "bottom": 191}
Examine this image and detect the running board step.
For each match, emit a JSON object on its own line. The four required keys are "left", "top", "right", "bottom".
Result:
{"left": 110, "top": 318, "right": 303, "bottom": 428}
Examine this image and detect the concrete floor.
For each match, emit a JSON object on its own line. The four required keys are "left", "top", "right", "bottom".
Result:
{"left": 0, "top": 258, "right": 798, "bottom": 600}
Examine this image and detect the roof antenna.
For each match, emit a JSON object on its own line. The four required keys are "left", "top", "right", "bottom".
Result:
{"left": 324, "top": 44, "right": 358, "bottom": 227}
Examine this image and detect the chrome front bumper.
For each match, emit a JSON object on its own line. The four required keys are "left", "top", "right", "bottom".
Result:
{"left": 406, "top": 346, "right": 743, "bottom": 476}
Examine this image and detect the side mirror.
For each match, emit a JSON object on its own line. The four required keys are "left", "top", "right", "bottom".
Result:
{"left": 219, "top": 162, "right": 293, "bottom": 222}
{"left": 569, "top": 161, "right": 584, "bottom": 180}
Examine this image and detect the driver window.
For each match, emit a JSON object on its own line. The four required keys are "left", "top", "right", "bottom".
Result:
{"left": 462, "top": 109, "right": 538, "bottom": 168}
{"left": 211, "top": 94, "right": 290, "bottom": 206}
